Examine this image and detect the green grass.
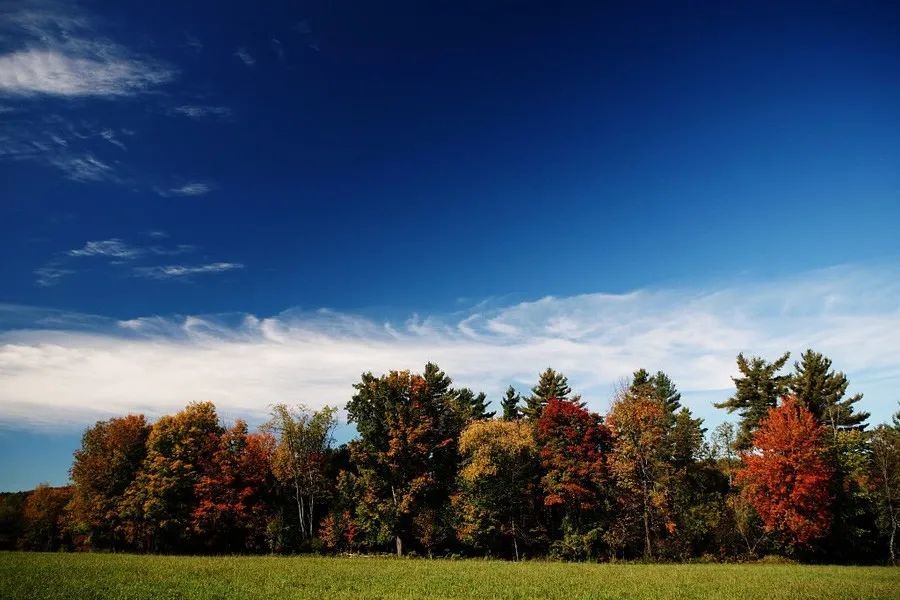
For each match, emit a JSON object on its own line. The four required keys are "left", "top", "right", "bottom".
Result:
{"left": 1, "top": 552, "right": 897, "bottom": 599}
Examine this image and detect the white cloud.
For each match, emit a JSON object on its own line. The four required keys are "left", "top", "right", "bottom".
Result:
{"left": 234, "top": 47, "right": 255, "bottom": 66}
{"left": 2, "top": 264, "right": 899, "bottom": 431}
{"left": 0, "top": 48, "right": 173, "bottom": 97}
{"left": 33, "top": 266, "right": 74, "bottom": 287}
{"left": 48, "top": 153, "right": 114, "bottom": 181}
{"left": 68, "top": 238, "right": 142, "bottom": 259}
{"left": 162, "top": 182, "right": 214, "bottom": 197}
{"left": 172, "top": 105, "right": 232, "bottom": 119}
{"left": 99, "top": 129, "right": 126, "bottom": 150}
{"left": 133, "top": 262, "right": 244, "bottom": 279}
{"left": 0, "top": 3, "right": 174, "bottom": 98}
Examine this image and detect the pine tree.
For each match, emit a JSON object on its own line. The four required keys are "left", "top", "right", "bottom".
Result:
{"left": 501, "top": 386, "right": 522, "bottom": 421}
{"left": 652, "top": 371, "right": 682, "bottom": 416}
{"left": 631, "top": 369, "right": 682, "bottom": 419}
{"left": 523, "top": 368, "right": 580, "bottom": 419}
{"left": 456, "top": 388, "right": 495, "bottom": 420}
{"left": 789, "top": 349, "right": 869, "bottom": 435}
{"left": 714, "top": 352, "right": 791, "bottom": 450}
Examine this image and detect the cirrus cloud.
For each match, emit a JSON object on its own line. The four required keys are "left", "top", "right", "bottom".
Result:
{"left": 2, "top": 264, "right": 898, "bottom": 431}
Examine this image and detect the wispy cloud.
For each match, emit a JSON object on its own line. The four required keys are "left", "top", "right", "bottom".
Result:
{"left": 68, "top": 238, "right": 142, "bottom": 259}
{"left": 234, "top": 47, "right": 255, "bottom": 66}
{"left": 160, "top": 182, "right": 214, "bottom": 197}
{"left": 3, "top": 264, "right": 899, "bottom": 430}
{"left": 99, "top": 129, "right": 126, "bottom": 150}
{"left": 33, "top": 266, "right": 75, "bottom": 287}
{"left": 172, "top": 105, "right": 232, "bottom": 119}
{"left": 0, "top": 3, "right": 173, "bottom": 185}
{"left": 48, "top": 153, "right": 115, "bottom": 182}
{"left": 133, "top": 262, "right": 244, "bottom": 279}
{"left": 35, "top": 237, "right": 203, "bottom": 285}
{"left": 0, "top": 48, "right": 174, "bottom": 97}
{"left": 0, "top": 3, "right": 173, "bottom": 98}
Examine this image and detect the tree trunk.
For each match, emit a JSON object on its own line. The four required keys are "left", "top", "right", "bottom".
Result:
{"left": 511, "top": 520, "right": 519, "bottom": 561}
{"left": 395, "top": 535, "right": 403, "bottom": 557}
{"left": 890, "top": 514, "right": 896, "bottom": 566}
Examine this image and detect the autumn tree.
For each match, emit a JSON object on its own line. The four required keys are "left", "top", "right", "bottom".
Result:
{"left": 192, "top": 420, "right": 277, "bottom": 552}
{"left": 69, "top": 414, "right": 149, "bottom": 550}
{"left": 119, "top": 402, "right": 222, "bottom": 552}
{"left": 606, "top": 389, "right": 672, "bottom": 559}
{"left": 536, "top": 398, "right": 610, "bottom": 559}
{"left": 716, "top": 352, "right": 791, "bottom": 449}
{"left": 456, "top": 420, "right": 543, "bottom": 559}
{"left": 265, "top": 404, "right": 336, "bottom": 544}
{"left": 20, "top": 484, "right": 73, "bottom": 551}
{"left": 868, "top": 419, "right": 900, "bottom": 564}
{"left": 346, "top": 364, "right": 463, "bottom": 556}
{"left": 500, "top": 386, "right": 522, "bottom": 421}
{"left": 736, "top": 396, "right": 832, "bottom": 553}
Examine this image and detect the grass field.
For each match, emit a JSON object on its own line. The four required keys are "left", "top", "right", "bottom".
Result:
{"left": 1, "top": 552, "right": 898, "bottom": 600}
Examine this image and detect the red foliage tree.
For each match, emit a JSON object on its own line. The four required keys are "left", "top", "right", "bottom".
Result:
{"left": 736, "top": 396, "right": 832, "bottom": 549}
{"left": 192, "top": 421, "right": 276, "bottom": 552}
{"left": 536, "top": 398, "right": 609, "bottom": 511}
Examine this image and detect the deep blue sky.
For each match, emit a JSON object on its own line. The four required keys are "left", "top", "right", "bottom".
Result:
{"left": 1, "top": 1, "right": 899, "bottom": 490}
{"left": 3, "top": 1, "right": 899, "bottom": 317}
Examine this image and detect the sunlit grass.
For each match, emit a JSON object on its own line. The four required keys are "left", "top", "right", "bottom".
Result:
{"left": 1, "top": 552, "right": 898, "bottom": 599}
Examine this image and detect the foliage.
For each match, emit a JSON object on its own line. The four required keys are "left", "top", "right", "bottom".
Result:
{"left": 265, "top": 404, "right": 337, "bottom": 545}
{"left": 715, "top": 352, "right": 791, "bottom": 449}
{"left": 606, "top": 390, "right": 672, "bottom": 559}
{"left": 119, "top": 401, "right": 223, "bottom": 552}
{"left": 192, "top": 421, "right": 276, "bottom": 552}
{"left": 523, "top": 368, "right": 577, "bottom": 420}
{"left": 19, "top": 485, "right": 73, "bottom": 551}
{"left": 345, "top": 364, "right": 463, "bottom": 555}
{"left": 736, "top": 397, "right": 832, "bottom": 551}
{"left": 868, "top": 422, "right": 900, "bottom": 564}
{"left": 68, "top": 414, "right": 149, "bottom": 550}
{"left": 500, "top": 385, "right": 522, "bottom": 421}
{"left": 456, "top": 419, "right": 542, "bottom": 559}
{"left": 790, "top": 349, "right": 869, "bottom": 434}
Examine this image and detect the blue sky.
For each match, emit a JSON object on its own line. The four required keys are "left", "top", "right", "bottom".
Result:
{"left": 1, "top": 1, "right": 899, "bottom": 491}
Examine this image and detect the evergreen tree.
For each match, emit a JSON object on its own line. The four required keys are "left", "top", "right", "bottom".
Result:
{"left": 501, "top": 386, "right": 522, "bottom": 421}
{"left": 631, "top": 369, "right": 682, "bottom": 417}
{"left": 456, "top": 388, "right": 495, "bottom": 421}
{"left": 714, "top": 352, "right": 791, "bottom": 450}
{"left": 652, "top": 371, "right": 682, "bottom": 416}
{"left": 789, "top": 349, "right": 869, "bottom": 435}
{"left": 524, "top": 368, "right": 580, "bottom": 419}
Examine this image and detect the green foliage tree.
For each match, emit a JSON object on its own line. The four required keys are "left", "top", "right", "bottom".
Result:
{"left": 265, "top": 404, "right": 336, "bottom": 545}
{"left": 631, "top": 369, "right": 682, "bottom": 417}
{"left": 606, "top": 390, "right": 672, "bottom": 559}
{"left": 789, "top": 349, "right": 869, "bottom": 436}
{"left": 455, "top": 388, "right": 495, "bottom": 421}
{"left": 868, "top": 419, "right": 900, "bottom": 564}
{"left": 715, "top": 352, "right": 791, "bottom": 449}
{"left": 456, "top": 420, "right": 543, "bottom": 559}
{"left": 69, "top": 414, "right": 149, "bottom": 550}
{"left": 500, "top": 386, "right": 522, "bottom": 421}
{"left": 346, "top": 364, "right": 463, "bottom": 556}
{"left": 523, "top": 368, "right": 580, "bottom": 419}
{"left": 119, "top": 401, "right": 222, "bottom": 552}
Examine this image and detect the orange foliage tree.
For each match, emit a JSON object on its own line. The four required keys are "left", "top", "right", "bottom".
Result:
{"left": 736, "top": 396, "right": 832, "bottom": 551}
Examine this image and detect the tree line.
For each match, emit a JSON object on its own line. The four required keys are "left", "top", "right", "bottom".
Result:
{"left": 1, "top": 349, "right": 898, "bottom": 564}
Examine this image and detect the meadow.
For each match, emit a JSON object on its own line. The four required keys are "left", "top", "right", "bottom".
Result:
{"left": 1, "top": 552, "right": 898, "bottom": 600}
